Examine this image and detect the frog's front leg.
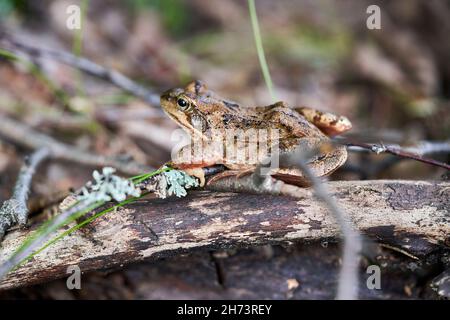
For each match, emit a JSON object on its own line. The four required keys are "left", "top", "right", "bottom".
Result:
{"left": 160, "top": 161, "right": 206, "bottom": 186}
{"left": 294, "top": 106, "right": 352, "bottom": 137}
{"left": 170, "top": 144, "right": 223, "bottom": 187}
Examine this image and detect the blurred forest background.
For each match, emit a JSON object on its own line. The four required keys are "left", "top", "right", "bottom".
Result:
{"left": 0, "top": 0, "right": 449, "bottom": 299}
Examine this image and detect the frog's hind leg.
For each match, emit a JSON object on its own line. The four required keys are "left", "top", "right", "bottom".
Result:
{"left": 294, "top": 107, "right": 352, "bottom": 137}
{"left": 263, "top": 104, "right": 327, "bottom": 139}
{"left": 270, "top": 170, "right": 311, "bottom": 187}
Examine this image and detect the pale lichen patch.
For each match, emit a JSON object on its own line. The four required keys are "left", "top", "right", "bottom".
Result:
{"left": 141, "top": 240, "right": 212, "bottom": 258}
{"left": 242, "top": 209, "right": 264, "bottom": 216}
{"left": 187, "top": 195, "right": 233, "bottom": 216}
{"left": 189, "top": 217, "right": 243, "bottom": 239}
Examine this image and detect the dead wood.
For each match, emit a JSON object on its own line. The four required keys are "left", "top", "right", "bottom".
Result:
{"left": 0, "top": 179, "right": 448, "bottom": 290}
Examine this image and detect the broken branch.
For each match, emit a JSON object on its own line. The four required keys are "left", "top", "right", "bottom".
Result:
{"left": 345, "top": 141, "right": 450, "bottom": 170}
{"left": 0, "top": 148, "right": 50, "bottom": 240}
{"left": 0, "top": 180, "right": 447, "bottom": 290}
{"left": 0, "top": 116, "right": 153, "bottom": 175}
{"left": 0, "top": 33, "right": 161, "bottom": 107}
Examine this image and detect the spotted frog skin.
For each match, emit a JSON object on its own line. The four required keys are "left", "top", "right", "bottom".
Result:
{"left": 160, "top": 80, "right": 352, "bottom": 186}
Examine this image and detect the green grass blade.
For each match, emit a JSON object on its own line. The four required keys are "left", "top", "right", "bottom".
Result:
{"left": 26, "top": 195, "right": 145, "bottom": 264}
{"left": 72, "top": 0, "right": 89, "bottom": 96}
{"left": 248, "top": 0, "right": 277, "bottom": 102}
{"left": 0, "top": 167, "right": 167, "bottom": 277}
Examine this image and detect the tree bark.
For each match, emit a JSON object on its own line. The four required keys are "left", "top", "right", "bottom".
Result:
{"left": 0, "top": 180, "right": 448, "bottom": 290}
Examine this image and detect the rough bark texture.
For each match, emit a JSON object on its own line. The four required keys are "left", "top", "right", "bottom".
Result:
{"left": 1, "top": 243, "right": 437, "bottom": 300}
{"left": 0, "top": 180, "right": 448, "bottom": 290}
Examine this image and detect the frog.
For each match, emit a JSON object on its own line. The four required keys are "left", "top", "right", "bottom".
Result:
{"left": 160, "top": 80, "right": 352, "bottom": 187}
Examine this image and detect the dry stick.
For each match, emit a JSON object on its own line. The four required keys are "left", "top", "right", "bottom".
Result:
{"left": 0, "top": 200, "right": 97, "bottom": 280}
{"left": 285, "top": 155, "right": 361, "bottom": 300}
{"left": 345, "top": 139, "right": 450, "bottom": 156}
{"left": 0, "top": 148, "right": 50, "bottom": 240}
{"left": 207, "top": 143, "right": 362, "bottom": 300}
{"left": 345, "top": 141, "right": 450, "bottom": 171}
{"left": 277, "top": 149, "right": 361, "bottom": 300}
{"left": 0, "top": 166, "right": 151, "bottom": 280}
{"left": 0, "top": 116, "right": 153, "bottom": 175}
{"left": 0, "top": 179, "right": 448, "bottom": 290}
{"left": 403, "top": 140, "right": 450, "bottom": 156}
{"left": 0, "top": 35, "right": 161, "bottom": 107}
{"left": 208, "top": 171, "right": 362, "bottom": 300}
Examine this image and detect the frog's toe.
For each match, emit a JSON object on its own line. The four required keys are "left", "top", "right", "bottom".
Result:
{"left": 183, "top": 167, "right": 206, "bottom": 187}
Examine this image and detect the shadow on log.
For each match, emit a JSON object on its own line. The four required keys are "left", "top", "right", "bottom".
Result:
{"left": 0, "top": 180, "right": 448, "bottom": 290}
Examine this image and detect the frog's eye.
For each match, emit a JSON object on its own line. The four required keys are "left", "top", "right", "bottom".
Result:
{"left": 177, "top": 98, "right": 190, "bottom": 110}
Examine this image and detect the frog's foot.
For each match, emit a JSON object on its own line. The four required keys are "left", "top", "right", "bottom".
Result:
{"left": 206, "top": 169, "right": 253, "bottom": 185}
{"left": 182, "top": 167, "right": 206, "bottom": 187}
{"left": 294, "top": 106, "right": 352, "bottom": 137}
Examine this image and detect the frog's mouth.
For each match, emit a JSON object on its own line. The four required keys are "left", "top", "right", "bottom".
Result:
{"left": 161, "top": 104, "right": 207, "bottom": 140}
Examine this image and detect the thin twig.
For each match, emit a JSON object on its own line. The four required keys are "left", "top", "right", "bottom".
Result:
{"left": 345, "top": 141, "right": 450, "bottom": 170}
{"left": 0, "top": 33, "right": 161, "bottom": 106}
{"left": 207, "top": 141, "right": 362, "bottom": 300}
{"left": 283, "top": 152, "right": 361, "bottom": 300}
{"left": 0, "top": 116, "right": 153, "bottom": 175}
{"left": 274, "top": 145, "right": 361, "bottom": 300}
{"left": 0, "top": 199, "right": 98, "bottom": 279}
{"left": 0, "top": 148, "right": 50, "bottom": 240}
{"left": 403, "top": 141, "right": 450, "bottom": 156}
{"left": 0, "top": 167, "right": 146, "bottom": 279}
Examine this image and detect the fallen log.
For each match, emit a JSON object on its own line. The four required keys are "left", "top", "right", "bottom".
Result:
{"left": 0, "top": 180, "right": 448, "bottom": 290}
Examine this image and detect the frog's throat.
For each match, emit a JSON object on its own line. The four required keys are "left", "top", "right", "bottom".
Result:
{"left": 168, "top": 114, "right": 207, "bottom": 142}
{"left": 166, "top": 108, "right": 210, "bottom": 140}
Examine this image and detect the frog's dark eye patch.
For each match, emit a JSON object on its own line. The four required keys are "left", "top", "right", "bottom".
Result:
{"left": 177, "top": 98, "right": 190, "bottom": 110}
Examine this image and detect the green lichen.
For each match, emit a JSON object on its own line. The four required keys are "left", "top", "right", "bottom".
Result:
{"left": 78, "top": 167, "right": 141, "bottom": 203}
{"left": 163, "top": 169, "right": 199, "bottom": 198}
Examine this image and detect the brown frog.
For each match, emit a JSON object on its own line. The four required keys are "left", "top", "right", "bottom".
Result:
{"left": 160, "top": 80, "right": 352, "bottom": 186}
